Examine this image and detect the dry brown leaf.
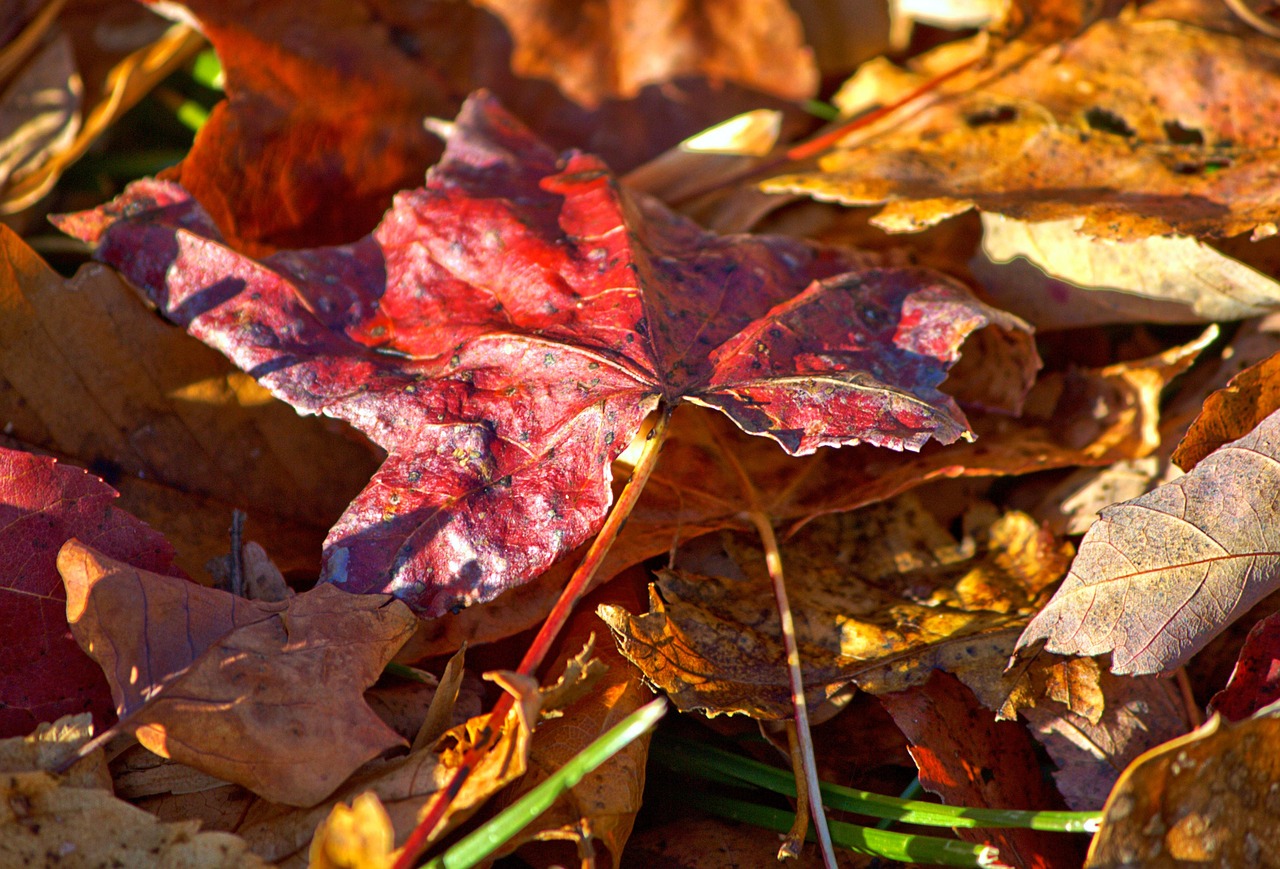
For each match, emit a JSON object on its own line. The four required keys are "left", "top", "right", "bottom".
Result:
{"left": 766, "top": 0, "right": 1280, "bottom": 241}
{"left": 487, "top": 581, "right": 654, "bottom": 868}
{"left": 1086, "top": 707, "right": 1280, "bottom": 866}
{"left": 1173, "top": 350, "right": 1280, "bottom": 471}
{"left": 0, "top": 225, "right": 378, "bottom": 577}
{"left": 1016, "top": 407, "right": 1280, "bottom": 674}
{"left": 625, "top": 815, "right": 873, "bottom": 867}
{"left": 234, "top": 669, "right": 542, "bottom": 867}
{"left": 474, "top": 0, "right": 817, "bottom": 107}
{"left": 59, "top": 540, "right": 417, "bottom": 806}
{"left": 954, "top": 648, "right": 1190, "bottom": 809}
{"left": 0, "top": 770, "right": 267, "bottom": 868}
{"left": 600, "top": 495, "right": 1070, "bottom": 718}
{"left": 0, "top": 25, "right": 79, "bottom": 194}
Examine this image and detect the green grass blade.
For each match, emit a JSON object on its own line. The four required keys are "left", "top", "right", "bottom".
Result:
{"left": 654, "top": 738, "right": 1100, "bottom": 834}
{"left": 191, "top": 49, "right": 225, "bottom": 90}
{"left": 697, "top": 793, "right": 1005, "bottom": 868}
{"left": 424, "top": 698, "right": 667, "bottom": 869}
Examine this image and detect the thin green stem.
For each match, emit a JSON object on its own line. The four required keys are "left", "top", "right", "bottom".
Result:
{"left": 392, "top": 405, "right": 675, "bottom": 869}
{"left": 654, "top": 738, "right": 1101, "bottom": 834}
{"left": 696, "top": 793, "right": 1006, "bottom": 868}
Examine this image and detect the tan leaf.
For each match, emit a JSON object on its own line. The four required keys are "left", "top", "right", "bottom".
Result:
{"left": 1016, "top": 408, "right": 1280, "bottom": 674}
{"left": 0, "top": 770, "right": 267, "bottom": 868}
{"left": 977, "top": 214, "right": 1280, "bottom": 323}
{"left": 59, "top": 540, "right": 417, "bottom": 806}
{"left": 1086, "top": 708, "right": 1280, "bottom": 866}
{"left": 766, "top": 0, "right": 1280, "bottom": 241}
{"left": 308, "top": 792, "right": 395, "bottom": 869}
{"left": 0, "top": 714, "right": 107, "bottom": 789}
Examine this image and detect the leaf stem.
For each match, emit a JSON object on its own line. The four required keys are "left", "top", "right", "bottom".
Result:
{"left": 746, "top": 509, "right": 837, "bottom": 869}
{"left": 392, "top": 404, "right": 675, "bottom": 869}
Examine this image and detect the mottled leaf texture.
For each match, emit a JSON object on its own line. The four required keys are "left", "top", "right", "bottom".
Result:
{"left": 1016, "top": 408, "right": 1280, "bottom": 675}
{"left": 56, "top": 93, "right": 1035, "bottom": 617}
{"left": 1085, "top": 708, "right": 1280, "bottom": 867}
{"left": 59, "top": 541, "right": 417, "bottom": 806}
{"left": 0, "top": 447, "right": 177, "bottom": 738}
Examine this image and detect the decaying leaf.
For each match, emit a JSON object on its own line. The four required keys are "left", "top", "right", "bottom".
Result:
{"left": 0, "top": 714, "right": 108, "bottom": 790}
{"left": 880, "top": 672, "right": 1086, "bottom": 869}
{"left": 59, "top": 540, "right": 417, "bottom": 806}
{"left": 235, "top": 662, "right": 546, "bottom": 867}
{"left": 486, "top": 580, "right": 653, "bottom": 867}
{"left": 1173, "top": 350, "right": 1280, "bottom": 471}
{"left": 1016, "top": 408, "right": 1280, "bottom": 675}
{"left": 1086, "top": 706, "right": 1280, "bottom": 867}
{"left": 0, "top": 770, "right": 267, "bottom": 868}
{"left": 56, "top": 92, "right": 1036, "bottom": 618}
{"left": 308, "top": 792, "right": 396, "bottom": 869}
{"left": 600, "top": 495, "right": 1070, "bottom": 717}
{"left": 1209, "top": 609, "right": 1280, "bottom": 721}
{"left": 767, "top": 0, "right": 1280, "bottom": 241}
{"left": 0, "top": 445, "right": 177, "bottom": 738}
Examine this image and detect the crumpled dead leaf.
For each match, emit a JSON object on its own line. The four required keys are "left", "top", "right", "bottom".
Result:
{"left": 880, "top": 671, "right": 1086, "bottom": 869}
{"left": 1209, "top": 608, "right": 1280, "bottom": 721}
{"left": 59, "top": 540, "right": 417, "bottom": 806}
{"left": 1173, "top": 349, "right": 1280, "bottom": 471}
{"left": 0, "top": 770, "right": 268, "bottom": 868}
{"left": 1016, "top": 407, "right": 1280, "bottom": 675}
{"left": 600, "top": 495, "right": 1071, "bottom": 718}
{"left": 1085, "top": 705, "right": 1280, "bottom": 867}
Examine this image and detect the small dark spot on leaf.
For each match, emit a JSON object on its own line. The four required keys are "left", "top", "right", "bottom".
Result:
{"left": 544, "top": 352, "right": 556, "bottom": 366}
{"left": 1163, "top": 120, "right": 1204, "bottom": 146}
{"left": 1084, "top": 107, "right": 1135, "bottom": 138}
{"left": 635, "top": 317, "right": 649, "bottom": 338}
{"left": 965, "top": 105, "right": 1017, "bottom": 127}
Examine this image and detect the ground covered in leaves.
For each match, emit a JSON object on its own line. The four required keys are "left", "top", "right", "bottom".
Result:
{"left": 3, "top": 0, "right": 1280, "bottom": 867}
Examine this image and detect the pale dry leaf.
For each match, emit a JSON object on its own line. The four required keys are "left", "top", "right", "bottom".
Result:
{"left": 980, "top": 214, "right": 1280, "bottom": 322}
{"left": 1016, "top": 407, "right": 1280, "bottom": 674}
{"left": 0, "top": 770, "right": 267, "bottom": 868}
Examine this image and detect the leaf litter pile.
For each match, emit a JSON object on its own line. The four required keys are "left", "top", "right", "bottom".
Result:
{"left": 5, "top": 0, "right": 1280, "bottom": 867}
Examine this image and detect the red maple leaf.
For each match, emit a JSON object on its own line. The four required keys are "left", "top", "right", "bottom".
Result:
{"left": 55, "top": 93, "right": 1037, "bottom": 617}
{"left": 0, "top": 447, "right": 178, "bottom": 737}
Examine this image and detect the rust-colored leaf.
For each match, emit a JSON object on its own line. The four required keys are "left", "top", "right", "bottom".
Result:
{"left": 1016, "top": 408, "right": 1280, "bottom": 675}
{"left": 59, "top": 540, "right": 417, "bottom": 806}
{"left": 56, "top": 93, "right": 1036, "bottom": 618}
{"left": 1209, "top": 609, "right": 1280, "bottom": 721}
{"left": 1086, "top": 708, "right": 1280, "bottom": 867}
{"left": 880, "top": 671, "right": 1086, "bottom": 869}
{"left": 1173, "top": 350, "right": 1280, "bottom": 471}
